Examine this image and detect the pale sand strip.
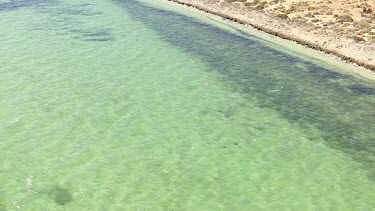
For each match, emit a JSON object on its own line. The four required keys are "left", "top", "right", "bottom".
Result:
{"left": 166, "top": 0, "right": 375, "bottom": 71}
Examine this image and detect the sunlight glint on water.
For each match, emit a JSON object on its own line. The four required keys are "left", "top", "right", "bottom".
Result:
{"left": 0, "top": 0, "right": 374, "bottom": 209}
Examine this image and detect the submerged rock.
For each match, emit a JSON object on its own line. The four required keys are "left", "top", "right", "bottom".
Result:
{"left": 47, "top": 186, "right": 72, "bottom": 206}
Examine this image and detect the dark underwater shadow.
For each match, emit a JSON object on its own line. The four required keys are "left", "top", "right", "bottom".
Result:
{"left": 114, "top": 0, "right": 375, "bottom": 178}
{"left": 36, "top": 185, "right": 73, "bottom": 206}
{"left": 21, "top": 0, "right": 116, "bottom": 43}
{"left": 0, "top": 0, "right": 59, "bottom": 12}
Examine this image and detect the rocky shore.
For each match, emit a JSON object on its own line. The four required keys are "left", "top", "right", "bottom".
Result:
{"left": 166, "top": 0, "right": 375, "bottom": 71}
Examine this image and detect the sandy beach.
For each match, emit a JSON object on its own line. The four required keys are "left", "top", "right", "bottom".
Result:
{"left": 166, "top": 0, "right": 375, "bottom": 71}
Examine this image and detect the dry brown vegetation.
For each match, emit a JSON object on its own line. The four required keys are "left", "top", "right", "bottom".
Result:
{"left": 242, "top": 0, "right": 375, "bottom": 44}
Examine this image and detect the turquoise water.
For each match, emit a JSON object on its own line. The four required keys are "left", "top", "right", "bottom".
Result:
{"left": 0, "top": 0, "right": 375, "bottom": 209}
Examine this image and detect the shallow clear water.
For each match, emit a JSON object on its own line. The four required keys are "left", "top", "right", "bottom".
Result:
{"left": 0, "top": 0, "right": 374, "bottom": 209}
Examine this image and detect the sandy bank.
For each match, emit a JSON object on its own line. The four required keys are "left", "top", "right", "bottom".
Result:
{"left": 166, "top": 0, "right": 375, "bottom": 71}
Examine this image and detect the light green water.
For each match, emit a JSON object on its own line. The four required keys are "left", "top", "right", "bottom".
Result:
{"left": 0, "top": 0, "right": 374, "bottom": 210}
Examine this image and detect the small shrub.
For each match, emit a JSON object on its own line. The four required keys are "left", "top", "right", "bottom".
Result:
{"left": 254, "top": 4, "right": 265, "bottom": 10}
{"left": 307, "top": 6, "right": 316, "bottom": 11}
{"left": 351, "top": 36, "right": 366, "bottom": 42}
{"left": 363, "top": 8, "right": 372, "bottom": 14}
{"left": 305, "top": 12, "right": 315, "bottom": 18}
{"left": 277, "top": 13, "right": 288, "bottom": 19}
{"left": 337, "top": 15, "right": 354, "bottom": 22}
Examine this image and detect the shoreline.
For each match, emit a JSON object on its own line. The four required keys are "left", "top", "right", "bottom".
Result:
{"left": 166, "top": 0, "right": 375, "bottom": 72}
